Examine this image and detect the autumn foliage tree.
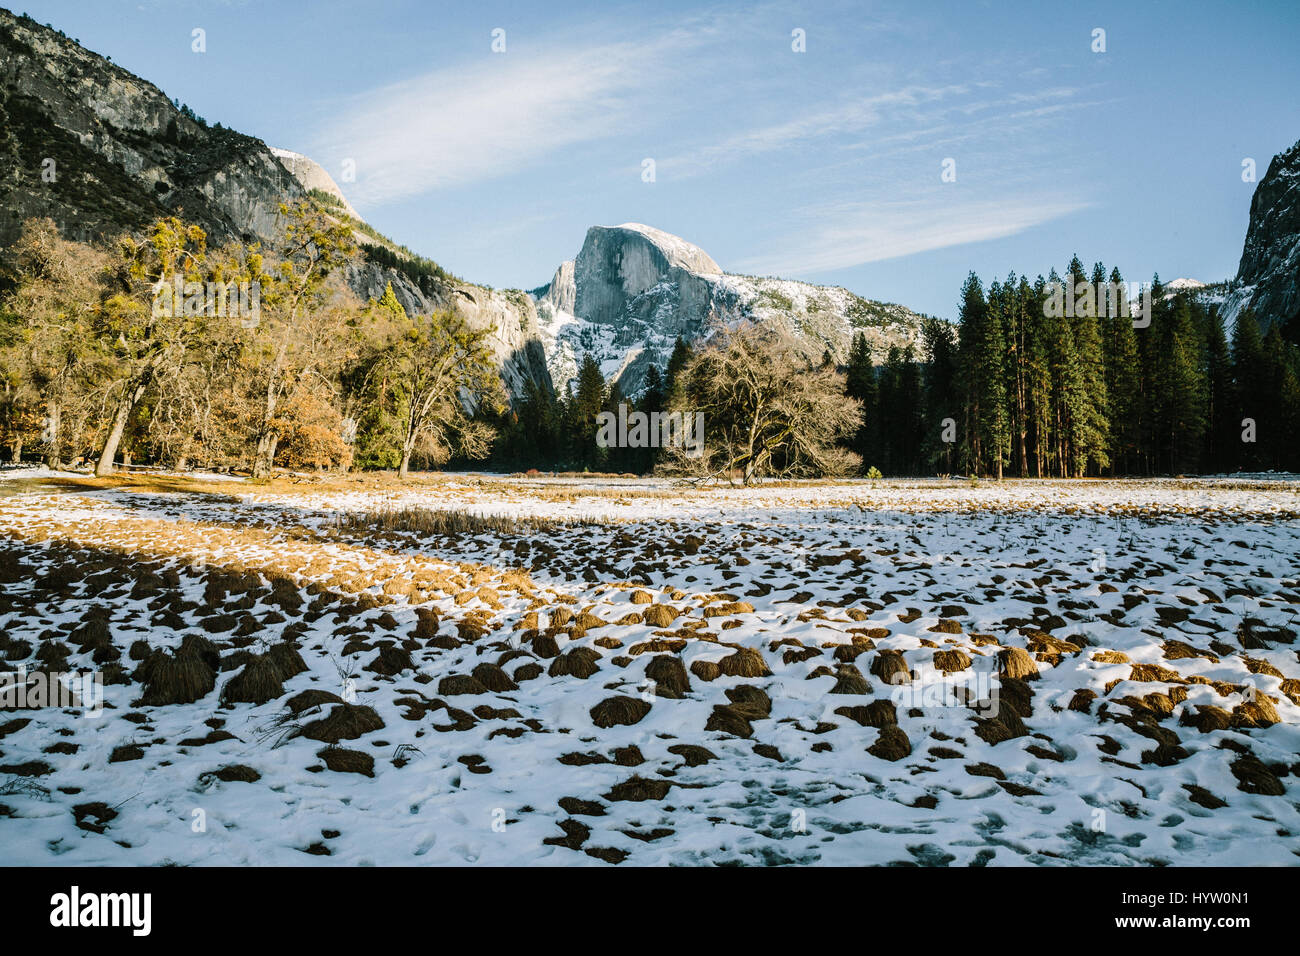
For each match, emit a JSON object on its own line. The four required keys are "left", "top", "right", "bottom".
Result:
{"left": 247, "top": 201, "right": 357, "bottom": 478}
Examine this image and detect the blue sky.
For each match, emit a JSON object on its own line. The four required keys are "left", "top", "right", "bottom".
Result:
{"left": 14, "top": 0, "right": 1300, "bottom": 318}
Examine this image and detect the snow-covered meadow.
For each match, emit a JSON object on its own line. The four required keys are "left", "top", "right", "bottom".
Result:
{"left": 0, "top": 473, "right": 1297, "bottom": 865}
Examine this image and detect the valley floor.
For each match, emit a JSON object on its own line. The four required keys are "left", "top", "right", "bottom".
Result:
{"left": 0, "top": 472, "right": 1298, "bottom": 866}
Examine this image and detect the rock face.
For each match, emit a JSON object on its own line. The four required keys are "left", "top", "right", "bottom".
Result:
{"left": 0, "top": 10, "right": 551, "bottom": 401}
{"left": 1221, "top": 137, "right": 1300, "bottom": 332}
{"left": 533, "top": 222, "right": 925, "bottom": 397}
{"left": 574, "top": 223, "right": 723, "bottom": 332}
{"left": 270, "top": 147, "right": 360, "bottom": 220}
{"left": 0, "top": 9, "right": 301, "bottom": 247}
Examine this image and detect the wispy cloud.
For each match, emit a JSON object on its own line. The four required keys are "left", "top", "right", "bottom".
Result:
{"left": 311, "top": 27, "right": 711, "bottom": 207}
{"left": 300, "top": 3, "right": 1100, "bottom": 290}
{"left": 733, "top": 195, "right": 1090, "bottom": 275}
{"left": 658, "top": 84, "right": 973, "bottom": 179}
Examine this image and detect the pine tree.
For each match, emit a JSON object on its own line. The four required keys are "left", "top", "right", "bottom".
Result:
{"left": 844, "top": 332, "right": 878, "bottom": 472}
{"left": 1203, "top": 308, "right": 1235, "bottom": 472}
{"left": 1025, "top": 276, "right": 1053, "bottom": 477}
{"left": 1102, "top": 266, "right": 1141, "bottom": 474}
{"left": 1262, "top": 323, "right": 1300, "bottom": 471}
{"left": 920, "top": 317, "right": 958, "bottom": 474}
{"left": 1044, "top": 268, "right": 1082, "bottom": 476}
{"left": 1070, "top": 260, "right": 1110, "bottom": 476}
{"left": 1154, "top": 294, "right": 1207, "bottom": 474}
{"left": 664, "top": 337, "right": 692, "bottom": 405}
{"left": 638, "top": 364, "right": 665, "bottom": 474}
{"left": 956, "top": 273, "right": 1007, "bottom": 477}
{"left": 878, "top": 345, "right": 902, "bottom": 474}
{"left": 567, "top": 354, "right": 607, "bottom": 470}
{"left": 1133, "top": 274, "right": 1166, "bottom": 474}
{"left": 1231, "top": 309, "right": 1269, "bottom": 471}
{"left": 1001, "top": 273, "right": 1030, "bottom": 476}
{"left": 602, "top": 380, "right": 630, "bottom": 473}
{"left": 897, "top": 344, "right": 923, "bottom": 473}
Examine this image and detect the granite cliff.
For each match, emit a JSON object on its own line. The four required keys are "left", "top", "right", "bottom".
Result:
{"left": 533, "top": 222, "right": 926, "bottom": 396}
{"left": 1221, "top": 137, "right": 1300, "bottom": 335}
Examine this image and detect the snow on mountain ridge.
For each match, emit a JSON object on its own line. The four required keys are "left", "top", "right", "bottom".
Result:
{"left": 532, "top": 224, "right": 925, "bottom": 397}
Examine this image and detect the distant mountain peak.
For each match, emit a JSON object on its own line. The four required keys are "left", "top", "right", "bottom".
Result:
{"left": 270, "top": 148, "right": 360, "bottom": 220}
{"left": 533, "top": 222, "right": 924, "bottom": 396}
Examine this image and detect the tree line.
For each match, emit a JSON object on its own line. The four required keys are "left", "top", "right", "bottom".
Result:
{"left": 844, "top": 258, "right": 1300, "bottom": 477}
{"left": 3, "top": 213, "right": 1296, "bottom": 481}
{"left": 0, "top": 208, "right": 501, "bottom": 477}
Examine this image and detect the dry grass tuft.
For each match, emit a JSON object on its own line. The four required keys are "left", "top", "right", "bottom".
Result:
{"left": 297, "top": 704, "right": 385, "bottom": 743}
{"left": 137, "top": 650, "right": 216, "bottom": 706}
{"left": 997, "top": 647, "right": 1039, "bottom": 679}
{"left": 933, "top": 649, "right": 972, "bottom": 673}
{"left": 604, "top": 775, "right": 672, "bottom": 802}
{"left": 548, "top": 647, "right": 602, "bottom": 679}
{"left": 641, "top": 604, "right": 680, "bottom": 628}
{"left": 318, "top": 747, "right": 375, "bottom": 777}
{"left": 869, "top": 649, "right": 912, "bottom": 685}
{"left": 644, "top": 655, "right": 691, "bottom": 698}
{"left": 220, "top": 655, "right": 284, "bottom": 705}
{"left": 471, "top": 662, "right": 518, "bottom": 692}
{"left": 834, "top": 700, "right": 897, "bottom": 728}
{"left": 333, "top": 505, "right": 607, "bottom": 538}
{"left": 590, "top": 696, "right": 652, "bottom": 728}
{"left": 867, "top": 726, "right": 912, "bottom": 761}
{"left": 716, "top": 647, "right": 770, "bottom": 678}
{"left": 284, "top": 689, "right": 344, "bottom": 715}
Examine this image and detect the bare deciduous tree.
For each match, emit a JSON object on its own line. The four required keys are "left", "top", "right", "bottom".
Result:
{"left": 660, "top": 324, "right": 862, "bottom": 485}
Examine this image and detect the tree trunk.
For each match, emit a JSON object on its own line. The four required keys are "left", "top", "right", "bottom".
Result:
{"left": 43, "top": 401, "right": 60, "bottom": 469}
{"left": 399, "top": 404, "right": 420, "bottom": 480}
{"left": 252, "top": 431, "right": 278, "bottom": 479}
{"left": 10, "top": 437, "right": 23, "bottom": 463}
{"left": 96, "top": 380, "right": 146, "bottom": 477}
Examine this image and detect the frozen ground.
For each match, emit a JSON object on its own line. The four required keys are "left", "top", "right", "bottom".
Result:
{"left": 0, "top": 474, "right": 1297, "bottom": 866}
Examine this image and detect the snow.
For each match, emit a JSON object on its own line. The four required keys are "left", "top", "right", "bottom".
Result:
{"left": 0, "top": 465, "right": 86, "bottom": 482}
{"left": 0, "top": 476, "right": 1296, "bottom": 865}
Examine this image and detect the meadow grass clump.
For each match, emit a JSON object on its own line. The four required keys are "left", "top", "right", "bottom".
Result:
{"left": 333, "top": 506, "right": 609, "bottom": 538}
{"left": 220, "top": 654, "right": 283, "bottom": 705}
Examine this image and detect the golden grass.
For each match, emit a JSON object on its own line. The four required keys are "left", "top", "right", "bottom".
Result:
{"left": 333, "top": 504, "right": 613, "bottom": 536}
